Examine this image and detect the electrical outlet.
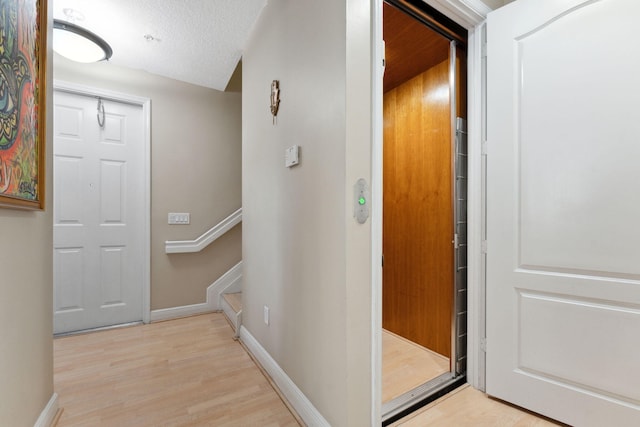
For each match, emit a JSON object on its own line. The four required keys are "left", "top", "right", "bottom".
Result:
{"left": 264, "top": 305, "right": 270, "bottom": 325}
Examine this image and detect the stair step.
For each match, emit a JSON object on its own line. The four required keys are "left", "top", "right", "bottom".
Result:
{"left": 223, "top": 292, "right": 242, "bottom": 314}
{"left": 221, "top": 292, "right": 242, "bottom": 338}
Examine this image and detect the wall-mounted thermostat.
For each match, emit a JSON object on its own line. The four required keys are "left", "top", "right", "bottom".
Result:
{"left": 285, "top": 145, "right": 300, "bottom": 168}
{"left": 354, "top": 178, "right": 369, "bottom": 224}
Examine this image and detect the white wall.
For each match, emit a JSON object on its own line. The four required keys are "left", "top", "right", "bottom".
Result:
{"left": 242, "top": 0, "right": 373, "bottom": 425}
{"left": 482, "top": 0, "right": 514, "bottom": 9}
{"left": 0, "top": 1, "right": 54, "bottom": 424}
{"left": 54, "top": 56, "right": 242, "bottom": 310}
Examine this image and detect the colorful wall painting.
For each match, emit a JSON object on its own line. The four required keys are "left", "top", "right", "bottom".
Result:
{"left": 0, "top": 0, "right": 46, "bottom": 209}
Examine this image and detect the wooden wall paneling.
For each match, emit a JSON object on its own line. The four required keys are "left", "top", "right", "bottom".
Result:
{"left": 383, "top": 59, "right": 454, "bottom": 358}
{"left": 383, "top": 3, "right": 450, "bottom": 93}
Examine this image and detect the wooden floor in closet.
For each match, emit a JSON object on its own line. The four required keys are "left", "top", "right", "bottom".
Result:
{"left": 390, "top": 385, "right": 566, "bottom": 426}
{"left": 382, "top": 329, "right": 450, "bottom": 403}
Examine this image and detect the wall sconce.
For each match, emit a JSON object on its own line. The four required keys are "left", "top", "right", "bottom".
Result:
{"left": 53, "top": 19, "right": 113, "bottom": 63}
{"left": 270, "top": 80, "right": 280, "bottom": 124}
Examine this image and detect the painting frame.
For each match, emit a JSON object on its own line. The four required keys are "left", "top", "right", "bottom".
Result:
{"left": 0, "top": 0, "right": 47, "bottom": 210}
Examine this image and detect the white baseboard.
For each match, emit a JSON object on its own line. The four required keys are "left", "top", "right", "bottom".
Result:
{"left": 239, "top": 326, "right": 330, "bottom": 427}
{"left": 150, "top": 300, "right": 217, "bottom": 322}
{"left": 150, "top": 262, "right": 242, "bottom": 322}
{"left": 211, "top": 261, "right": 243, "bottom": 307}
{"left": 34, "top": 393, "right": 58, "bottom": 427}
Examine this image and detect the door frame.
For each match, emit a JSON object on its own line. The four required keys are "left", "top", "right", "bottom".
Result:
{"left": 53, "top": 80, "right": 152, "bottom": 325}
{"left": 371, "top": 0, "right": 489, "bottom": 422}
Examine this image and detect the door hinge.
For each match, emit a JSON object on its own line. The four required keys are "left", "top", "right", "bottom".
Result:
{"left": 480, "top": 337, "right": 487, "bottom": 352}
{"left": 453, "top": 233, "right": 459, "bottom": 249}
{"left": 481, "top": 240, "right": 488, "bottom": 254}
{"left": 381, "top": 254, "right": 384, "bottom": 267}
{"left": 481, "top": 42, "right": 487, "bottom": 59}
{"left": 481, "top": 140, "right": 488, "bottom": 156}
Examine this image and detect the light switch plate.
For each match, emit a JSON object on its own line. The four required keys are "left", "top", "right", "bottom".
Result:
{"left": 285, "top": 145, "right": 300, "bottom": 168}
{"left": 264, "top": 305, "right": 270, "bottom": 325}
{"left": 168, "top": 213, "right": 190, "bottom": 225}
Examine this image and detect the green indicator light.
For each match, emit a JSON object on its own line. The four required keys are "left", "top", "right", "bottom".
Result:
{"left": 358, "top": 197, "right": 366, "bottom": 205}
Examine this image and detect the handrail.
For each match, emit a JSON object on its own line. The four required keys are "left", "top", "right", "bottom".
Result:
{"left": 165, "top": 208, "right": 242, "bottom": 254}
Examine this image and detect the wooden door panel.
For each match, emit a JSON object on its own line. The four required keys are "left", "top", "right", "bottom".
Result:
{"left": 383, "top": 59, "right": 453, "bottom": 358}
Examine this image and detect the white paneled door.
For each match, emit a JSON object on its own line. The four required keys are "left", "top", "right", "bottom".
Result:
{"left": 53, "top": 90, "right": 145, "bottom": 334}
{"left": 486, "top": 0, "right": 640, "bottom": 425}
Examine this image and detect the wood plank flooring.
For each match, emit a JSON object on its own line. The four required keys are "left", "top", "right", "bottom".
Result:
{"left": 54, "top": 313, "right": 560, "bottom": 426}
{"left": 391, "top": 385, "right": 566, "bottom": 426}
{"left": 53, "top": 313, "right": 299, "bottom": 426}
{"left": 382, "top": 329, "right": 450, "bottom": 403}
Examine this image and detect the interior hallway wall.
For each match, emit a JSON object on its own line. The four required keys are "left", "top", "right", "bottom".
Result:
{"left": 53, "top": 57, "right": 242, "bottom": 310}
{"left": 242, "top": 0, "right": 373, "bottom": 425}
{"left": 0, "top": 1, "right": 54, "bottom": 424}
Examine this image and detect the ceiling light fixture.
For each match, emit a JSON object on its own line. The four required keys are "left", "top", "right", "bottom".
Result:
{"left": 53, "top": 19, "right": 113, "bottom": 63}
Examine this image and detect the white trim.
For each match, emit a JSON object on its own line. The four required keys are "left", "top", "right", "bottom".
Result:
{"left": 53, "top": 80, "right": 151, "bottom": 106}
{"left": 211, "top": 261, "right": 243, "bottom": 306}
{"left": 150, "top": 299, "right": 215, "bottom": 322}
{"left": 370, "top": 0, "right": 489, "bottom": 421}
{"left": 425, "top": 0, "right": 491, "bottom": 28}
{"left": 371, "top": 0, "right": 384, "bottom": 424}
{"left": 53, "top": 80, "right": 152, "bottom": 325}
{"left": 142, "top": 95, "right": 152, "bottom": 324}
{"left": 465, "top": 21, "right": 486, "bottom": 391}
{"left": 33, "top": 393, "right": 58, "bottom": 427}
{"left": 220, "top": 295, "right": 242, "bottom": 337}
{"left": 150, "top": 262, "right": 242, "bottom": 322}
{"left": 240, "top": 326, "right": 330, "bottom": 427}
{"left": 165, "top": 208, "right": 242, "bottom": 254}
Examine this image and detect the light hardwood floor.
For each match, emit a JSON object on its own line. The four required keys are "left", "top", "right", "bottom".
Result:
{"left": 382, "top": 329, "right": 450, "bottom": 403}
{"left": 54, "top": 313, "right": 561, "bottom": 426}
{"left": 53, "top": 313, "right": 300, "bottom": 426}
{"left": 391, "top": 385, "right": 566, "bottom": 427}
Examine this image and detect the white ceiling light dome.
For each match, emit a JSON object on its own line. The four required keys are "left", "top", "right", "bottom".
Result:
{"left": 53, "top": 19, "right": 113, "bottom": 63}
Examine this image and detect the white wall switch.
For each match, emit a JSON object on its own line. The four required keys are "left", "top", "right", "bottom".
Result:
{"left": 285, "top": 145, "right": 300, "bottom": 168}
{"left": 168, "top": 212, "right": 190, "bottom": 225}
{"left": 264, "top": 305, "right": 270, "bottom": 325}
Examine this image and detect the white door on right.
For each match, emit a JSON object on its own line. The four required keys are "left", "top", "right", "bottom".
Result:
{"left": 486, "top": 0, "right": 640, "bottom": 426}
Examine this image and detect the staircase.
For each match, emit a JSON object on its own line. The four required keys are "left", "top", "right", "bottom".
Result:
{"left": 221, "top": 292, "right": 242, "bottom": 338}
{"left": 163, "top": 210, "right": 243, "bottom": 330}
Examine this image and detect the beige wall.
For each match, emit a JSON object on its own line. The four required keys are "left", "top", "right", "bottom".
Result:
{"left": 242, "top": 0, "right": 373, "bottom": 425}
{"left": 53, "top": 56, "right": 242, "bottom": 309}
{"left": 0, "top": 1, "right": 54, "bottom": 424}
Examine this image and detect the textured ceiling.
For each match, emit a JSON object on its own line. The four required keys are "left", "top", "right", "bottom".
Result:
{"left": 52, "top": 0, "right": 267, "bottom": 91}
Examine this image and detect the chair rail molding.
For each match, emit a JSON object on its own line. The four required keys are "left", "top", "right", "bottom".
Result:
{"left": 165, "top": 208, "right": 242, "bottom": 254}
